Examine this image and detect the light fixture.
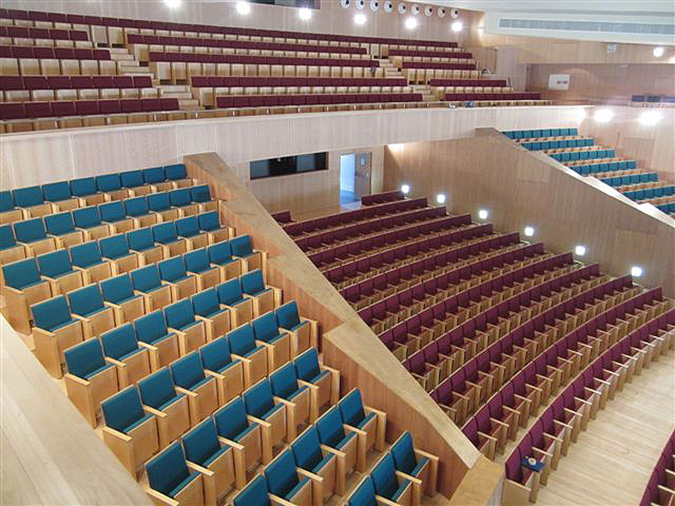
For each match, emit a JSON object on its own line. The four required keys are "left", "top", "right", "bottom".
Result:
{"left": 436, "top": 194, "right": 446, "bottom": 205}
{"left": 574, "top": 245, "right": 587, "bottom": 256}
{"left": 630, "top": 266, "right": 644, "bottom": 278}
{"left": 451, "top": 20, "right": 463, "bottom": 32}
{"left": 236, "top": 1, "right": 251, "bottom": 15}
{"left": 639, "top": 110, "right": 662, "bottom": 126}
{"left": 405, "top": 17, "right": 418, "bottom": 29}
{"left": 653, "top": 46, "right": 665, "bottom": 58}
{"left": 401, "top": 184, "right": 410, "bottom": 195}
{"left": 388, "top": 143, "right": 405, "bottom": 152}
{"left": 477, "top": 209, "right": 489, "bottom": 220}
{"left": 593, "top": 108, "right": 614, "bottom": 123}
{"left": 354, "top": 13, "right": 367, "bottom": 25}
{"left": 524, "top": 226, "right": 535, "bottom": 237}
{"left": 298, "top": 8, "right": 312, "bottom": 20}
{"left": 573, "top": 108, "right": 587, "bottom": 123}
{"left": 163, "top": 0, "right": 182, "bottom": 8}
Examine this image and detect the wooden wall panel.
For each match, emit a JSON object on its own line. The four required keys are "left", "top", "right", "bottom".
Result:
{"left": 528, "top": 64, "right": 675, "bottom": 104}
{"left": 382, "top": 131, "right": 675, "bottom": 297}
{"left": 578, "top": 107, "right": 675, "bottom": 179}
{"left": 184, "top": 152, "right": 500, "bottom": 500}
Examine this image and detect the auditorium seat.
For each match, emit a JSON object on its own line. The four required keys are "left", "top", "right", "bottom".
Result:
{"left": 240, "top": 268, "right": 279, "bottom": 316}
{"left": 170, "top": 351, "right": 218, "bottom": 426}
{"left": 199, "top": 336, "right": 244, "bottom": 406}
{"left": 13, "top": 185, "right": 52, "bottom": 217}
{"left": 165, "top": 299, "right": 207, "bottom": 355}
{"left": 348, "top": 476, "right": 378, "bottom": 506}
{"left": 227, "top": 323, "right": 268, "bottom": 388}
{"left": 127, "top": 227, "right": 164, "bottom": 266}
{"left": 0, "top": 190, "right": 23, "bottom": 224}
{"left": 63, "top": 337, "right": 118, "bottom": 427}
{"left": 230, "top": 235, "right": 264, "bottom": 273}
{"left": 145, "top": 441, "right": 204, "bottom": 506}
{"left": 191, "top": 288, "right": 232, "bottom": 341}
{"left": 252, "top": 311, "right": 291, "bottom": 372}
{"left": 176, "top": 216, "right": 208, "bottom": 251}
{"left": 69, "top": 240, "right": 112, "bottom": 283}
{"left": 242, "top": 378, "right": 287, "bottom": 463}
{"left": 315, "top": 407, "right": 358, "bottom": 493}
{"left": 275, "top": 300, "right": 316, "bottom": 354}
{"left": 291, "top": 426, "right": 338, "bottom": 502}
{"left": 213, "top": 397, "right": 263, "bottom": 489}
{"left": 67, "top": 283, "right": 116, "bottom": 338}
{"left": 232, "top": 474, "right": 269, "bottom": 506}
{"left": 338, "top": 388, "right": 387, "bottom": 472}
{"left": 134, "top": 310, "right": 180, "bottom": 371}
{"left": 100, "top": 323, "right": 151, "bottom": 387}
{"left": 294, "top": 348, "right": 340, "bottom": 421}
{"left": 13, "top": 217, "right": 57, "bottom": 255}
{"left": 184, "top": 248, "right": 219, "bottom": 291}
{"left": 152, "top": 221, "right": 187, "bottom": 258}
{"left": 269, "top": 363, "right": 310, "bottom": 440}
{"left": 0, "top": 223, "right": 25, "bottom": 269}
{"left": 182, "top": 418, "right": 236, "bottom": 505}
{"left": 44, "top": 211, "right": 84, "bottom": 248}
{"left": 138, "top": 367, "right": 190, "bottom": 448}
{"left": 32, "top": 294, "right": 84, "bottom": 378}
{"left": 264, "top": 449, "right": 312, "bottom": 505}
{"left": 99, "top": 233, "right": 139, "bottom": 275}
{"left": 371, "top": 453, "right": 413, "bottom": 505}
{"left": 207, "top": 240, "right": 242, "bottom": 281}
{"left": 198, "top": 211, "right": 231, "bottom": 245}
{"left": 42, "top": 181, "right": 81, "bottom": 211}
{"left": 217, "top": 278, "right": 253, "bottom": 327}
{"left": 2, "top": 256, "right": 52, "bottom": 333}
{"left": 101, "top": 385, "right": 160, "bottom": 476}
{"left": 158, "top": 255, "right": 197, "bottom": 300}
{"left": 101, "top": 273, "right": 145, "bottom": 324}
{"left": 72, "top": 206, "right": 111, "bottom": 240}
{"left": 390, "top": 431, "right": 439, "bottom": 499}
{"left": 36, "top": 248, "right": 83, "bottom": 295}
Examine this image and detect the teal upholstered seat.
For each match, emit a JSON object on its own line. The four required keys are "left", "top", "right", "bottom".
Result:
{"left": 146, "top": 442, "right": 200, "bottom": 499}
{"left": 64, "top": 337, "right": 113, "bottom": 380}
{"left": 233, "top": 475, "right": 270, "bottom": 506}
{"left": 101, "top": 386, "right": 151, "bottom": 434}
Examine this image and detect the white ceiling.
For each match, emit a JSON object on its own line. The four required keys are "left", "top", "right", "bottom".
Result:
{"left": 421, "top": 0, "right": 675, "bottom": 45}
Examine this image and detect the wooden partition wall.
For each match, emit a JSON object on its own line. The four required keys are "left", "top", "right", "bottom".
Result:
{"left": 382, "top": 130, "right": 675, "bottom": 297}
{"left": 184, "top": 152, "right": 504, "bottom": 503}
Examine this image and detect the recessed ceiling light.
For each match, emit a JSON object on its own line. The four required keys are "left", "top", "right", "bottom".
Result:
{"left": 451, "top": 20, "right": 463, "bottom": 32}
{"left": 405, "top": 17, "right": 418, "bottom": 29}
{"left": 163, "top": 0, "right": 182, "bottom": 8}
{"left": 653, "top": 46, "right": 665, "bottom": 58}
{"left": 236, "top": 1, "right": 251, "bottom": 15}
{"left": 298, "top": 8, "right": 312, "bottom": 20}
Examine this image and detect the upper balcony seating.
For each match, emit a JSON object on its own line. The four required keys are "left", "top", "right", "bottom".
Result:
{"left": 503, "top": 128, "right": 579, "bottom": 139}
{"left": 444, "top": 91, "right": 542, "bottom": 104}
{"left": 0, "top": 45, "right": 114, "bottom": 77}
{"left": 0, "top": 25, "right": 90, "bottom": 44}
{"left": 361, "top": 191, "right": 405, "bottom": 207}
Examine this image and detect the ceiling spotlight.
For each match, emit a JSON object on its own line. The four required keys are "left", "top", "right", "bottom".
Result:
{"left": 574, "top": 245, "right": 587, "bottom": 256}
{"left": 163, "top": 0, "right": 182, "bottom": 7}
{"left": 236, "top": 1, "right": 251, "bottom": 15}
{"left": 436, "top": 194, "right": 446, "bottom": 205}
{"left": 524, "top": 226, "right": 535, "bottom": 237}
{"left": 477, "top": 209, "right": 489, "bottom": 220}
{"left": 593, "top": 108, "right": 614, "bottom": 123}
{"left": 451, "top": 20, "right": 463, "bottom": 32}
{"left": 630, "top": 266, "right": 644, "bottom": 278}
{"left": 405, "top": 17, "right": 418, "bottom": 29}
{"left": 354, "top": 13, "right": 367, "bottom": 25}
{"left": 401, "top": 184, "right": 410, "bottom": 195}
{"left": 639, "top": 110, "right": 662, "bottom": 126}
{"left": 298, "top": 8, "right": 312, "bottom": 20}
{"left": 653, "top": 46, "right": 665, "bottom": 58}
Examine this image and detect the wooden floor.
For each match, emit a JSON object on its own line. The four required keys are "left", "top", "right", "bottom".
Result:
{"left": 499, "top": 351, "right": 674, "bottom": 506}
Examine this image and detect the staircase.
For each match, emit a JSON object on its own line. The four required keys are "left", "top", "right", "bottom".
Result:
{"left": 379, "top": 58, "right": 405, "bottom": 79}
{"left": 109, "top": 48, "right": 153, "bottom": 76}
{"left": 412, "top": 84, "right": 437, "bottom": 102}
{"left": 156, "top": 85, "right": 202, "bottom": 111}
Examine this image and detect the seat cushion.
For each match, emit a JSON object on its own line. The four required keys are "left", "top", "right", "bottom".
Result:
{"left": 169, "top": 472, "right": 200, "bottom": 498}
{"left": 234, "top": 423, "right": 258, "bottom": 442}
{"left": 119, "top": 347, "right": 144, "bottom": 362}
{"left": 84, "top": 363, "right": 113, "bottom": 380}
{"left": 411, "top": 456, "right": 429, "bottom": 477}
{"left": 217, "top": 360, "right": 238, "bottom": 374}
{"left": 244, "top": 345, "right": 265, "bottom": 358}
{"left": 309, "top": 370, "right": 330, "bottom": 384}
{"left": 357, "top": 411, "right": 376, "bottom": 430}
{"left": 261, "top": 403, "right": 284, "bottom": 421}
{"left": 336, "top": 432, "right": 357, "bottom": 450}
{"left": 158, "top": 393, "right": 185, "bottom": 412}
{"left": 203, "top": 446, "right": 228, "bottom": 468}
{"left": 312, "top": 454, "right": 334, "bottom": 474}
{"left": 124, "top": 413, "right": 153, "bottom": 434}
{"left": 52, "top": 318, "right": 78, "bottom": 332}
{"left": 391, "top": 480, "right": 409, "bottom": 502}
{"left": 286, "top": 477, "right": 309, "bottom": 501}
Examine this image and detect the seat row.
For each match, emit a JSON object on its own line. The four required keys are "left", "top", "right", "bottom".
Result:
{"left": 361, "top": 191, "right": 405, "bottom": 207}
{"left": 149, "top": 51, "right": 379, "bottom": 68}
{"left": 568, "top": 159, "right": 638, "bottom": 176}
{"left": 0, "top": 164, "right": 198, "bottom": 223}
{"left": 445, "top": 92, "right": 542, "bottom": 102}
{"left": 624, "top": 185, "right": 675, "bottom": 202}
{"left": 503, "top": 308, "right": 674, "bottom": 503}
{"left": 1, "top": 44, "right": 110, "bottom": 60}
{"left": 640, "top": 430, "right": 675, "bottom": 506}
{"left": 191, "top": 76, "right": 407, "bottom": 88}
{"left": 429, "top": 78, "right": 508, "bottom": 87}
{"left": 503, "top": 128, "right": 580, "bottom": 140}
{"left": 1, "top": 228, "right": 257, "bottom": 333}
{"left": 215, "top": 92, "right": 424, "bottom": 110}
{"left": 600, "top": 172, "right": 659, "bottom": 188}
{"left": 549, "top": 148, "right": 615, "bottom": 163}
{"left": 0, "top": 25, "right": 89, "bottom": 42}
{"left": 521, "top": 138, "right": 594, "bottom": 151}
{"left": 0, "top": 8, "right": 459, "bottom": 50}
{"left": 0, "top": 74, "right": 155, "bottom": 100}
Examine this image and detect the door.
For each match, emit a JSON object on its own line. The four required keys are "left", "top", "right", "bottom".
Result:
{"left": 354, "top": 151, "right": 372, "bottom": 198}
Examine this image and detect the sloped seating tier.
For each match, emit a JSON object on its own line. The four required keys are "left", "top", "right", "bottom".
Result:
{"left": 0, "top": 8, "right": 459, "bottom": 51}
{"left": 389, "top": 49, "right": 473, "bottom": 59}
{"left": 1, "top": 75, "right": 156, "bottom": 102}
{"left": 445, "top": 92, "right": 542, "bottom": 103}
{"left": 504, "top": 128, "right": 675, "bottom": 216}
{"left": 216, "top": 92, "right": 424, "bottom": 109}
{"left": 1, "top": 45, "right": 111, "bottom": 60}
{"left": 503, "top": 307, "right": 674, "bottom": 503}
{"left": 361, "top": 191, "right": 405, "bottom": 207}
{"left": 640, "top": 430, "right": 675, "bottom": 506}
{"left": 453, "top": 283, "right": 669, "bottom": 444}
{"left": 127, "top": 33, "right": 370, "bottom": 57}
{"left": 192, "top": 76, "right": 408, "bottom": 88}
{"left": 429, "top": 78, "right": 508, "bottom": 87}
{"left": 377, "top": 250, "right": 581, "bottom": 363}
{"left": 149, "top": 52, "right": 380, "bottom": 67}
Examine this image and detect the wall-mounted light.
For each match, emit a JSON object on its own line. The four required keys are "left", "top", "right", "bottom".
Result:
{"left": 593, "top": 108, "right": 614, "bottom": 123}
{"left": 639, "top": 110, "right": 662, "bottom": 126}
{"left": 436, "top": 194, "right": 446, "bottom": 205}
{"left": 163, "top": 0, "right": 182, "bottom": 8}
{"left": 405, "top": 17, "right": 418, "bottom": 29}
{"left": 298, "top": 8, "right": 312, "bottom": 20}
{"left": 630, "top": 266, "right": 644, "bottom": 278}
{"left": 653, "top": 46, "right": 665, "bottom": 58}
{"left": 236, "top": 1, "right": 251, "bottom": 15}
{"left": 523, "top": 226, "right": 535, "bottom": 237}
{"left": 401, "top": 184, "right": 410, "bottom": 195}
{"left": 388, "top": 143, "right": 405, "bottom": 152}
{"left": 354, "top": 13, "right": 367, "bottom": 25}
{"left": 477, "top": 209, "right": 489, "bottom": 220}
{"left": 451, "top": 20, "right": 463, "bottom": 32}
{"left": 574, "top": 245, "right": 587, "bottom": 256}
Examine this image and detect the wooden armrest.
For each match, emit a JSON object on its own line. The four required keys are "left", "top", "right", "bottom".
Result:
{"left": 320, "top": 444, "right": 345, "bottom": 458}
{"left": 218, "top": 436, "right": 244, "bottom": 451}
{"left": 375, "top": 495, "right": 401, "bottom": 506}
{"left": 414, "top": 448, "right": 439, "bottom": 463}
{"left": 344, "top": 424, "right": 366, "bottom": 437}
{"left": 396, "top": 470, "right": 422, "bottom": 485}
{"left": 175, "top": 386, "right": 197, "bottom": 398}
{"left": 101, "top": 425, "right": 132, "bottom": 442}
{"left": 269, "top": 494, "right": 295, "bottom": 506}
{"left": 187, "top": 460, "right": 214, "bottom": 478}
{"left": 143, "top": 405, "right": 167, "bottom": 419}
{"left": 297, "top": 467, "right": 322, "bottom": 482}
{"left": 104, "top": 356, "right": 126, "bottom": 367}
{"left": 247, "top": 414, "right": 270, "bottom": 428}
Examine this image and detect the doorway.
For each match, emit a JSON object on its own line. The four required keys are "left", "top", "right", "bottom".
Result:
{"left": 340, "top": 152, "right": 371, "bottom": 205}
